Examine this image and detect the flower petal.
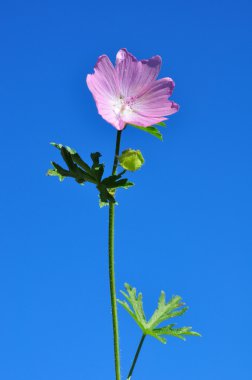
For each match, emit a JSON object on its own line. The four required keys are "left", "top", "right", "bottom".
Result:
{"left": 116, "top": 48, "right": 138, "bottom": 65}
{"left": 87, "top": 54, "right": 119, "bottom": 99}
{"left": 121, "top": 78, "right": 179, "bottom": 127}
{"left": 140, "top": 77, "right": 176, "bottom": 100}
{"left": 87, "top": 55, "right": 126, "bottom": 130}
{"left": 115, "top": 48, "right": 162, "bottom": 98}
{"left": 137, "top": 55, "right": 162, "bottom": 94}
{"left": 115, "top": 48, "right": 140, "bottom": 98}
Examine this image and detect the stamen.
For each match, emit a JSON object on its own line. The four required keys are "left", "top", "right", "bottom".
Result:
{"left": 112, "top": 96, "right": 135, "bottom": 118}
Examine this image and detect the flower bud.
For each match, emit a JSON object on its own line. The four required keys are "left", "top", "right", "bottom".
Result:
{"left": 119, "top": 149, "right": 144, "bottom": 171}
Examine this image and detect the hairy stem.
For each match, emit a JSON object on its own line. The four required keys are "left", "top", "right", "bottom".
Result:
{"left": 127, "top": 334, "right": 146, "bottom": 380}
{"left": 109, "top": 130, "right": 122, "bottom": 380}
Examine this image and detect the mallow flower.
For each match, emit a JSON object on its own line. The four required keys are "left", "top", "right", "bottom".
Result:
{"left": 87, "top": 48, "right": 179, "bottom": 130}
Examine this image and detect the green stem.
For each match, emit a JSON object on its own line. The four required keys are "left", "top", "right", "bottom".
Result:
{"left": 127, "top": 334, "right": 146, "bottom": 380}
{"left": 112, "top": 130, "right": 122, "bottom": 175}
{"left": 109, "top": 130, "right": 122, "bottom": 380}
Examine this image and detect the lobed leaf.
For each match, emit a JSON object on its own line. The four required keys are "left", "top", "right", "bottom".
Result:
{"left": 48, "top": 143, "right": 135, "bottom": 205}
{"left": 147, "top": 293, "right": 184, "bottom": 329}
{"left": 118, "top": 283, "right": 201, "bottom": 344}
{"left": 118, "top": 283, "right": 147, "bottom": 331}
{"left": 153, "top": 325, "right": 201, "bottom": 344}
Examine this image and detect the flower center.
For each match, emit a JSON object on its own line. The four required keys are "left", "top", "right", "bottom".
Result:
{"left": 112, "top": 96, "right": 135, "bottom": 119}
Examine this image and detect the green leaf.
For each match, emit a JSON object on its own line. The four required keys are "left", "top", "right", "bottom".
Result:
{"left": 51, "top": 142, "right": 77, "bottom": 155}
{"left": 97, "top": 184, "right": 116, "bottom": 204}
{"left": 51, "top": 162, "right": 70, "bottom": 177}
{"left": 51, "top": 142, "right": 95, "bottom": 177}
{"left": 90, "top": 152, "right": 104, "bottom": 181}
{"left": 147, "top": 292, "right": 184, "bottom": 329}
{"left": 47, "top": 168, "right": 66, "bottom": 182}
{"left": 112, "top": 179, "right": 134, "bottom": 189}
{"left": 118, "top": 283, "right": 201, "bottom": 344}
{"left": 94, "top": 164, "right": 105, "bottom": 182}
{"left": 101, "top": 170, "right": 126, "bottom": 186}
{"left": 60, "top": 148, "right": 94, "bottom": 184}
{"left": 99, "top": 199, "right": 109, "bottom": 208}
{"left": 71, "top": 154, "right": 93, "bottom": 176}
{"left": 47, "top": 161, "right": 74, "bottom": 182}
{"left": 152, "top": 325, "right": 201, "bottom": 343}
{"left": 50, "top": 142, "right": 63, "bottom": 150}
{"left": 118, "top": 284, "right": 147, "bottom": 331}
{"left": 129, "top": 125, "right": 163, "bottom": 141}
{"left": 101, "top": 170, "right": 134, "bottom": 191}
{"left": 48, "top": 143, "right": 135, "bottom": 205}
{"left": 155, "top": 122, "right": 166, "bottom": 127}
{"left": 60, "top": 149, "right": 93, "bottom": 183}
{"left": 47, "top": 162, "right": 72, "bottom": 182}
{"left": 49, "top": 143, "right": 98, "bottom": 184}
{"left": 61, "top": 147, "right": 77, "bottom": 172}
{"left": 91, "top": 152, "right": 101, "bottom": 166}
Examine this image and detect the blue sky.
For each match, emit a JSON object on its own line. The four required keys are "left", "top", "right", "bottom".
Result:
{"left": 0, "top": 0, "right": 251, "bottom": 379}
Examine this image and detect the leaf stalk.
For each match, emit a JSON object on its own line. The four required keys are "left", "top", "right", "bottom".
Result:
{"left": 127, "top": 334, "right": 146, "bottom": 380}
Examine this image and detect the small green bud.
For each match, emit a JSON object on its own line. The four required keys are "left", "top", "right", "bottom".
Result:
{"left": 119, "top": 149, "right": 144, "bottom": 171}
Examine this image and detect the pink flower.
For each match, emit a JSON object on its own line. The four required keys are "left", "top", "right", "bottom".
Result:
{"left": 86, "top": 48, "right": 179, "bottom": 131}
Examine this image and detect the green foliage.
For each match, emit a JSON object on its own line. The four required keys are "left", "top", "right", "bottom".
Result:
{"left": 47, "top": 143, "right": 134, "bottom": 205}
{"left": 129, "top": 121, "right": 166, "bottom": 141}
{"left": 118, "top": 283, "right": 201, "bottom": 344}
{"left": 98, "top": 170, "right": 134, "bottom": 207}
{"left": 130, "top": 125, "right": 163, "bottom": 140}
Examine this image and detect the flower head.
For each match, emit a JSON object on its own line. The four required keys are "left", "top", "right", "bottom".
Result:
{"left": 87, "top": 48, "right": 179, "bottom": 130}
